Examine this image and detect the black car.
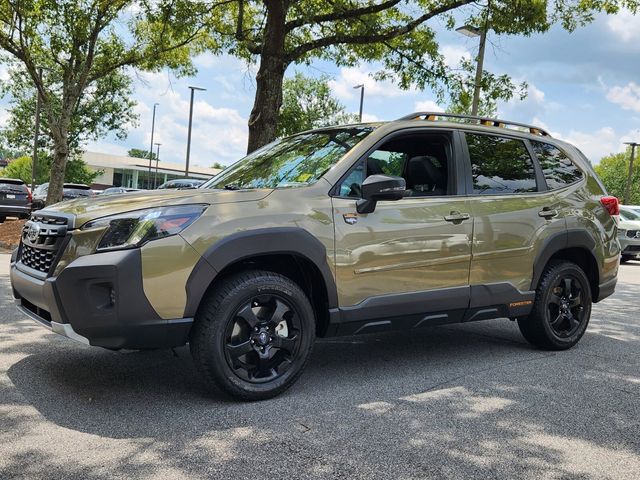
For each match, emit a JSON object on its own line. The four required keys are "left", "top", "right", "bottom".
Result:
{"left": 157, "top": 178, "right": 205, "bottom": 190}
{"left": 32, "top": 182, "right": 94, "bottom": 210}
{"left": 0, "top": 178, "right": 32, "bottom": 222}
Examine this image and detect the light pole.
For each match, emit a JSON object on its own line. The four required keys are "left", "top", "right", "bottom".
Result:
{"left": 353, "top": 84, "right": 364, "bottom": 122}
{"left": 154, "top": 143, "right": 162, "bottom": 189}
{"left": 31, "top": 68, "right": 43, "bottom": 194}
{"left": 185, "top": 86, "right": 206, "bottom": 177}
{"left": 148, "top": 103, "right": 159, "bottom": 188}
{"left": 623, "top": 141, "right": 639, "bottom": 205}
{"left": 456, "top": 21, "right": 488, "bottom": 116}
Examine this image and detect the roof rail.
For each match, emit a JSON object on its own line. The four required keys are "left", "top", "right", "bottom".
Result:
{"left": 397, "top": 112, "right": 551, "bottom": 137}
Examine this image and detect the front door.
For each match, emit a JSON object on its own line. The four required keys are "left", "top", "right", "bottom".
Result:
{"left": 331, "top": 130, "right": 473, "bottom": 332}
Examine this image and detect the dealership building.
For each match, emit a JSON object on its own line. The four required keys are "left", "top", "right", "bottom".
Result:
{"left": 83, "top": 151, "right": 221, "bottom": 189}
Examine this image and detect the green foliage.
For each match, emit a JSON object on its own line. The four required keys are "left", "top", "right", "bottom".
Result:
{"left": 447, "top": 58, "right": 528, "bottom": 117}
{"left": 1, "top": 154, "right": 100, "bottom": 185}
{"left": 0, "top": 0, "right": 212, "bottom": 203}
{"left": 211, "top": 162, "right": 226, "bottom": 170}
{"left": 278, "top": 73, "right": 358, "bottom": 137}
{"left": 595, "top": 150, "right": 640, "bottom": 204}
{"left": 128, "top": 148, "right": 156, "bottom": 160}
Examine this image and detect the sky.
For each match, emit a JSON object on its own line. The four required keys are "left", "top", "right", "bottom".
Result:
{"left": 77, "top": 7, "right": 640, "bottom": 168}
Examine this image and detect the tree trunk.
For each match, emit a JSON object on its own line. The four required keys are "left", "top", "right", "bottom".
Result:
{"left": 46, "top": 124, "right": 70, "bottom": 206}
{"left": 246, "top": 0, "right": 289, "bottom": 153}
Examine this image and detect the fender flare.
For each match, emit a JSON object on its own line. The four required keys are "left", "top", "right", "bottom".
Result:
{"left": 184, "top": 227, "right": 338, "bottom": 317}
{"left": 530, "top": 229, "right": 598, "bottom": 290}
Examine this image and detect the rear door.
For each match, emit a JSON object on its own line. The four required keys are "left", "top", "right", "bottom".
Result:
{"left": 0, "top": 179, "right": 29, "bottom": 207}
{"left": 462, "top": 131, "right": 566, "bottom": 308}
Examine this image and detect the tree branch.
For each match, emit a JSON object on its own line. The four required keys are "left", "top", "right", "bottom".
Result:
{"left": 287, "top": 0, "right": 476, "bottom": 61}
{"left": 285, "top": 0, "right": 403, "bottom": 32}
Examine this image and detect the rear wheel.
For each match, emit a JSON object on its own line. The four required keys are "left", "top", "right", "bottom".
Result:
{"left": 518, "top": 261, "right": 592, "bottom": 350}
{"left": 190, "top": 270, "right": 315, "bottom": 400}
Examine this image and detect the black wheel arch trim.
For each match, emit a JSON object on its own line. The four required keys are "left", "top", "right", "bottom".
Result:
{"left": 531, "top": 229, "right": 599, "bottom": 291}
{"left": 184, "top": 227, "right": 338, "bottom": 317}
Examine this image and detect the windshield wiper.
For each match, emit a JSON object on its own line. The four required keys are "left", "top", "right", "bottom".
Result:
{"left": 223, "top": 184, "right": 242, "bottom": 190}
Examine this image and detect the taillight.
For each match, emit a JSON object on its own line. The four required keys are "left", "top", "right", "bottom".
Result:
{"left": 26, "top": 187, "right": 32, "bottom": 203}
{"left": 600, "top": 196, "right": 619, "bottom": 216}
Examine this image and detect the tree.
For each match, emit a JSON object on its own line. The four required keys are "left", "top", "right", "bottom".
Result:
{"left": 278, "top": 73, "right": 357, "bottom": 137}
{"left": 211, "top": 161, "right": 227, "bottom": 170}
{"left": 1, "top": 154, "right": 100, "bottom": 185}
{"left": 205, "top": 0, "right": 637, "bottom": 153}
{"left": 446, "top": 57, "right": 527, "bottom": 117}
{"left": 595, "top": 150, "right": 640, "bottom": 205}
{"left": 128, "top": 148, "right": 156, "bottom": 160}
{"left": 0, "top": 0, "right": 215, "bottom": 205}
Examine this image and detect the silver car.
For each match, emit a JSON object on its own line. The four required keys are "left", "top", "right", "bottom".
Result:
{"left": 618, "top": 206, "right": 640, "bottom": 263}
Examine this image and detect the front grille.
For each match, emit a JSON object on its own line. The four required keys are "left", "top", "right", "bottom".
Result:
{"left": 17, "top": 215, "right": 69, "bottom": 275}
{"left": 627, "top": 230, "right": 640, "bottom": 238}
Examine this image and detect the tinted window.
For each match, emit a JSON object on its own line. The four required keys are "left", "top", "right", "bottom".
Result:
{"left": 466, "top": 133, "right": 537, "bottom": 194}
{"left": 531, "top": 141, "right": 583, "bottom": 189}
{"left": 337, "top": 133, "right": 451, "bottom": 198}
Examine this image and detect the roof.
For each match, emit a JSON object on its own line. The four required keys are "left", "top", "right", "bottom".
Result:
{"left": 82, "top": 151, "right": 222, "bottom": 178}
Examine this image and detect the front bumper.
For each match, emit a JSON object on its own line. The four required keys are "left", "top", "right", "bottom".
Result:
{"left": 11, "top": 249, "right": 193, "bottom": 349}
{"left": 619, "top": 235, "right": 640, "bottom": 258}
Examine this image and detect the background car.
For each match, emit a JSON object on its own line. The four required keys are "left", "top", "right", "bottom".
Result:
{"left": 32, "top": 182, "right": 94, "bottom": 210}
{"left": 618, "top": 206, "right": 640, "bottom": 263}
{"left": 157, "top": 178, "right": 205, "bottom": 190}
{"left": 0, "top": 178, "right": 32, "bottom": 222}
{"left": 102, "top": 187, "right": 144, "bottom": 195}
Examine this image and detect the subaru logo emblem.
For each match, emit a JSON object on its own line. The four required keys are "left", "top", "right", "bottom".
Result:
{"left": 636, "top": 231, "right": 640, "bottom": 239}
{"left": 27, "top": 223, "right": 40, "bottom": 242}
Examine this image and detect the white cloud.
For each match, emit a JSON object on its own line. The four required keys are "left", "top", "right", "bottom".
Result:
{"left": 606, "top": 82, "right": 640, "bottom": 112}
{"left": 413, "top": 100, "right": 444, "bottom": 112}
{"left": 440, "top": 44, "right": 471, "bottom": 68}
{"left": 328, "top": 66, "right": 409, "bottom": 101}
{"left": 607, "top": 9, "right": 640, "bottom": 42}
{"left": 559, "top": 127, "right": 637, "bottom": 163}
{"left": 361, "top": 113, "right": 380, "bottom": 122}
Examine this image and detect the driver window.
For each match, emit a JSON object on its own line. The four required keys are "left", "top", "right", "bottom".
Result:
{"left": 338, "top": 132, "right": 452, "bottom": 198}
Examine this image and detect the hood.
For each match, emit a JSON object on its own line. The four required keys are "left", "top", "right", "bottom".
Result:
{"left": 41, "top": 188, "right": 273, "bottom": 227}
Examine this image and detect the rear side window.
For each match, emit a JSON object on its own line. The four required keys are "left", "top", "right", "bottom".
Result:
{"left": 466, "top": 133, "right": 538, "bottom": 194}
{"left": 531, "top": 141, "right": 583, "bottom": 189}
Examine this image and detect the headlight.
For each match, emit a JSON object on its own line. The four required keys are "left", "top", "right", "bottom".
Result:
{"left": 82, "top": 204, "right": 207, "bottom": 252}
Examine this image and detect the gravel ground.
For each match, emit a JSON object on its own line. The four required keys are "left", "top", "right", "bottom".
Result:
{"left": 0, "top": 254, "right": 638, "bottom": 479}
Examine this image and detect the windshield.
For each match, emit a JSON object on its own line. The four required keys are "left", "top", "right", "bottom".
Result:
{"left": 620, "top": 207, "right": 640, "bottom": 221}
{"left": 201, "top": 127, "right": 373, "bottom": 190}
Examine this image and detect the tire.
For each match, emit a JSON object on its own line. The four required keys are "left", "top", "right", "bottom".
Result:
{"left": 518, "top": 260, "right": 592, "bottom": 350}
{"left": 0, "top": 216, "right": 5, "bottom": 224}
{"left": 190, "top": 270, "right": 315, "bottom": 401}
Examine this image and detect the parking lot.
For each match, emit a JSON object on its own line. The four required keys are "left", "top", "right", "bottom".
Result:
{"left": 0, "top": 253, "right": 638, "bottom": 479}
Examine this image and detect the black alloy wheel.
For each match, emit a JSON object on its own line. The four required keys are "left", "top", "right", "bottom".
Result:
{"left": 224, "top": 294, "right": 301, "bottom": 383}
{"left": 546, "top": 275, "right": 586, "bottom": 338}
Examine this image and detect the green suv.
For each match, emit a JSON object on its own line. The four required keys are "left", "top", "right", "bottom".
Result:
{"left": 10, "top": 113, "right": 620, "bottom": 400}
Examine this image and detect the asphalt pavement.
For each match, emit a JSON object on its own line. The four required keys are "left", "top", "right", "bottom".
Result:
{"left": 0, "top": 253, "right": 638, "bottom": 479}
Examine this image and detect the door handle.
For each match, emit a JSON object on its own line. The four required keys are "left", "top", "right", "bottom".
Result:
{"left": 444, "top": 211, "right": 470, "bottom": 223}
{"left": 538, "top": 208, "right": 558, "bottom": 219}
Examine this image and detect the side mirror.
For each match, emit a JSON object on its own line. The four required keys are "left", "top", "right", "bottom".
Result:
{"left": 356, "top": 174, "right": 406, "bottom": 214}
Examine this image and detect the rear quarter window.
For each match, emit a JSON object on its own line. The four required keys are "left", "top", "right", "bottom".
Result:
{"left": 531, "top": 141, "right": 583, "bottom": 190}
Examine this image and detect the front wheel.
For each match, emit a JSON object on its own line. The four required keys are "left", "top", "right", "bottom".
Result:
{"left": 190, "top": 270, "right": 315, "bottom": 400}
{"left": 518, "top": 261, "right": 592, "bottom": 350}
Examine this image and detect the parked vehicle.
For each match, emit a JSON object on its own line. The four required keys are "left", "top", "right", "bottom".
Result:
{"left": 32, "top": 183, "right": 94, "bottom": 210}
{"left": 11, "top": 112, "right": 620, "bottom": 400}
{"left": 618, "top": 206, "right": 640, "bottom": 263}
{"left": 0, "top": 178, "right": 32, "bottom": 222}
{"left": 157, "top": 178, "right": 205, "bottom": 190}
{"left": 102, "top": 187, "right": 144, "bottom": 195}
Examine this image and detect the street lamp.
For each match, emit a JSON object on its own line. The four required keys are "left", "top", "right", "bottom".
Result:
{"left": 185, "top": 86, "right": 206, "bottom": 177}
{"left": 456, "top": 23, "right": 487, "bottom": 117}
{"left": 154, "top": 143, "right": 162, "bottom": 189}
{"left": 623, "top": 141, "right": 639, "bottom": 205}
{"left": 353, "top": 84, "right": 365, "bottom": 122}
{"left": 148, "top": 103, "right": 159, "bottom": 188}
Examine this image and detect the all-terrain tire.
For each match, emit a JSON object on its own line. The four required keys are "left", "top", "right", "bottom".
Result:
{"left": 190, "top": 270, "right": 315, "bottom": 401}
{"left": 518, "top": 260, "right": 592, "bottom": 350}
